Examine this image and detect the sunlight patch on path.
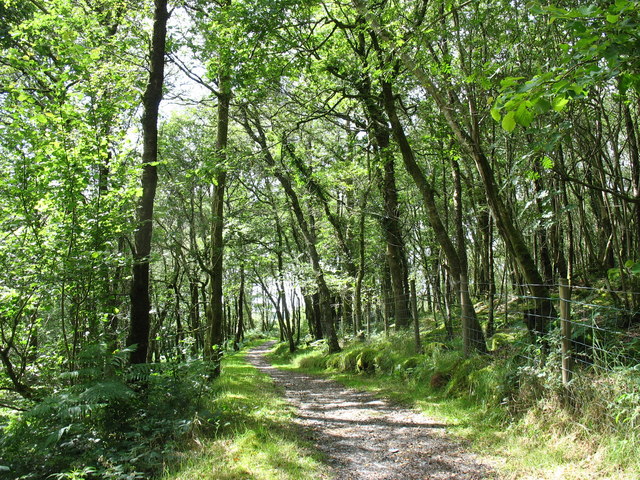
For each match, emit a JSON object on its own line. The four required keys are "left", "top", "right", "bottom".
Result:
{"left": 247, "top": 342, "right": 498, "bottom": 480}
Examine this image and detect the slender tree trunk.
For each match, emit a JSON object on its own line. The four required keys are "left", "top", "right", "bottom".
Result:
{"left": 362, "top": 95, "right": 411, "bottom": 328}
{"left": 204, "top": 74, "right": 231, "bottom": 375}
{"left": 486, "top": 215, "right": 496, "bottom": 338}
{"left": 312, "top": 292, "right": 322, "bottom": 340}
{"left": 274, "top": 208, "right": 296, "bottom": 352}
{"left": 243, "top": 292, "right": 254, "bottom": 330}
{"left": 240, "top": 109, "right": 341, "bottom": 352}
{"left": 381, "top": 80, "right": 486, "bottom": 353}
{"left": 382, "top": 266, "right": 392, "bottom": 335}
{"left": 354, "top": 196, "right": 368, "bottom": 337}
{"left": 303, "top": 293, "right": 319, "bottom": 340}
{"left": 127, "top": 0, "right": 168, "bottom": 364}
{"left": 624, "top": 104, "right": 640, "bottom": 263}
{"left": 234, "top": 267, "right": 245, "bottom": 350}
{"left": 452, "top": 160, "right": 487, "bottom": 353}
{"left": 189, "top": 279, "right": 201, "bottom": 353}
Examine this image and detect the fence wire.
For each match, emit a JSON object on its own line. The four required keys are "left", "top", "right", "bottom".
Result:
{"left": 353, "top": 282, "right": 640, "bottom": 379}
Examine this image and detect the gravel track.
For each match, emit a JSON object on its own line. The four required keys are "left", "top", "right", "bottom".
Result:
{"left": 245, "top": 342, "right": 497, "bottom": 480}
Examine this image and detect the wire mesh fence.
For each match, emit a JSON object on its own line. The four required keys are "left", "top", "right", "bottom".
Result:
{"left": 353, "top": 280, "right": 640, "bottom": 382}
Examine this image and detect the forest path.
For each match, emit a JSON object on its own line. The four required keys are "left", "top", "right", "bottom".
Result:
{"left": 246, "top": 341, "right": 497, "bottom": 480}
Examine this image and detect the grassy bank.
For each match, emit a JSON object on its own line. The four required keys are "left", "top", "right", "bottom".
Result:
{"left": 163, "top": 340, "right": 328, "bottom": 480}
{"left": 268, "top": 333, "right": 640, "bottom": 480}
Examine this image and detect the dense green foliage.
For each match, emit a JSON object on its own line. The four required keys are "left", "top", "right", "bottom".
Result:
{"left": 0, "top": 345, "right": 216, "bottom": 479}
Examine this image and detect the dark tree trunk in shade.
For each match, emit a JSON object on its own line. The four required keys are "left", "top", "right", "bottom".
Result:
{"left": 234, "top": 266, "right": 245, "bottom": 350}
{"left": 380, "top": 79, "right": 486, "bottom": 354}
{"left": 358, "top": 82, "right": 411, "bottom": 329}
{"left": 127, "top": 0, "right": 168, "bottom": 364}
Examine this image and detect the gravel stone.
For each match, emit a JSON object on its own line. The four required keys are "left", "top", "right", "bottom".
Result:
{"left": 246, "top": 342, "right": 498, "bottom": 480}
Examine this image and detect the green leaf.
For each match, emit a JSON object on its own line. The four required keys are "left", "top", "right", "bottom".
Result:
{"left": 500, "top": 76, "right": 524, "bottom": 88}
{"left": 575, "top": 5, "right": 598, "bottom": 17}
{"left": 514, "top": 103, "right": 533, "bottom": 127}
{"left": 608, "top": 267, "right": 621, "bottom": 280}
{"left": 532, "top": 98, "right": 552, "bottom": 114}
{"left": 552, "top": 96, "right": 569, "bottom": 112}
{"left": 541, "top": 156, "right": 554, "bottom": 169}
{"left": 606, "top": 14, "right": 619, "bottom": 23}
{"left": 502, "top": 111, "right": 517, "bottom": 132}
{"left": 490, "top": 108, "right": 501, "bottom": 122}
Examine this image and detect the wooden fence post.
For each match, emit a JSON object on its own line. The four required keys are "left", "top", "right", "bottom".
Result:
{"left": 411, "top": 279, "right": 422, "bottom": 354}
{"left": 559, "top": 278, "right": 573, "bottom": 384}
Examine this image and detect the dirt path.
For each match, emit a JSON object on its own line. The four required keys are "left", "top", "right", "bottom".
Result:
{"left": 246, "top": 342, "right": 497, "bottom": 480}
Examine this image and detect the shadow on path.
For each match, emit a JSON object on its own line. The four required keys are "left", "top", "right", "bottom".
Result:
{"left": 246, "top": 342, "right": 497, "bottom": 480}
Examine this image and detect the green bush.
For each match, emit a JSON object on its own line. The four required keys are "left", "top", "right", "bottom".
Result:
{"left": 271, "top": 342, "right": 292, "bottom": 357}
{"left": 373, "top": 350, "right": 397, "bottom": 373}
{"left": 356, "top": 348, "right": 377, "bottom": 373}
{"left": 295, "top": 352, "right": 328, "bottom": 370}
{"left": 339, "top": 349, "right": 360, "bottom": 372}
{"left": 444, "top": 355, "right": 485, "bottom": 397}
{"left": 401, "top": 356, "right": 420, "bottom": 371}
{"left": 432, "top": 348, "right": 464, "bottom": 377}
{"left": 0, "top": 344, "right": 217, "bottom": 480}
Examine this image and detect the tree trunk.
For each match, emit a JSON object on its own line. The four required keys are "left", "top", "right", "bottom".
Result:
{"left": 240, "top": 109, "right": 341, "bottom": 353}
{"left": 204, "top": 74, "right": 231, "bottom": 376}
{"left": 357, "top": 82, "right": 411, "bottom": 329}
{"left": 189, "top": 279, "right": 202, "bottom": 353}
{"left": 234, "top": 266, "right": 245, "bottom": 350}
{"left": 127, "top": 0, "right": 168, "bottom": 364}
{"left": 381, "top": 80, "right": 486, "bottom": 353}
{"left": 624, "top": 104, "right": 640, "bottom": 262}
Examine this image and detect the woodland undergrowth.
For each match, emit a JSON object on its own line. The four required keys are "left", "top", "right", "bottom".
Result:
{"left": 0, "top": 344, "right": 219, "bottom": 480}
{"left": 269, "top": 329, "right": 640, "bottom": 480}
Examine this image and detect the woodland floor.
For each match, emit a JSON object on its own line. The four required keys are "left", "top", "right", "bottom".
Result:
{"left": 246, "top": 342, "right": 499, "bottom": 480}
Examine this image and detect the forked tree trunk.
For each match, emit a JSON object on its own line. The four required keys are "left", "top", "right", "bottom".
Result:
{"left": 357, "top": 79, "right": 411, "bottom": 329}
{"left": 381, "top": 80, "right": 486, "bottom": 354}
{"left": 240, "top": 109, "right": 341, "bottom": 353}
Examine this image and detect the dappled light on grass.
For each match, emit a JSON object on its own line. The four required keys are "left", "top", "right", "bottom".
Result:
{"left": 163, "top": 343, "right": 328, "bottom": 480}
{"left": 269, "top": 332, "right": 640, "bottom": 480}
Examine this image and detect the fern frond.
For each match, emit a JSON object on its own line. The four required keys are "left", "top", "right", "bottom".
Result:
{"left": 79, "top": 380, "right": 134, "bottom": 404}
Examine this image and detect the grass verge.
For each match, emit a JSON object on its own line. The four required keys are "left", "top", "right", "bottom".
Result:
{"left": 163, "top": 340, "right": 329, "bottom": 480}
{"left": 268, "top": 334, "right": 639, "bottom": 480}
